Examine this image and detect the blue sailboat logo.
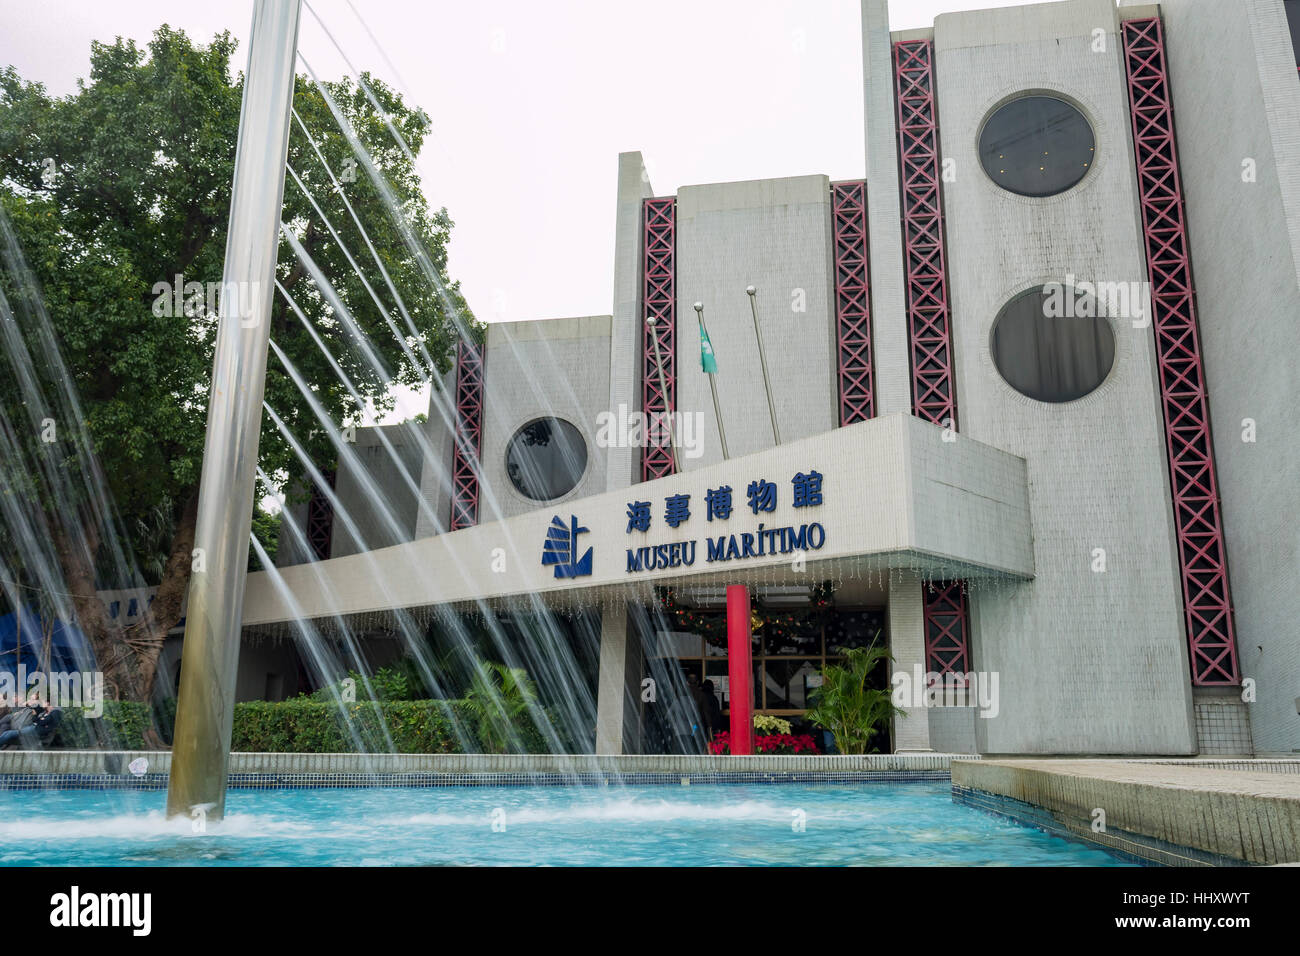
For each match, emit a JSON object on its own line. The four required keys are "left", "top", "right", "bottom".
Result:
{"left": 541, "top": 515, "right": 593, "bottom": 579}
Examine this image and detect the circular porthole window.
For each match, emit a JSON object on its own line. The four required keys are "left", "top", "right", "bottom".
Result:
{"left": 979, "top": 95, "right": 1095, "bottom": 197}
{"left": 505, "top": 417, "right": 587, "bottom": 501}
{"left": 990, "top": 287, "right": 1115, "bottom": 403}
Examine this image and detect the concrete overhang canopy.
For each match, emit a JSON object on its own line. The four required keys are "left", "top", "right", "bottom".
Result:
{"left": 241, "top": 414, "right": 1033, "bottom": 627}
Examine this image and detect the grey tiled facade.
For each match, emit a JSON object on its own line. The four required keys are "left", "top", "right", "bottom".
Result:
{"left": 259, "top": 0, "right": 1300, "bottom": 760}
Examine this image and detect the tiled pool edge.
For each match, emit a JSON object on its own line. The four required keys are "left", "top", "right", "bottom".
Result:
{"left": 952, "top": 785, "right": 1235, "bottom": 867}
{"left": 953, "top": 759, "right": 1300, "bottom": 867}
{"left": 0, "top": 751, "right": 974, "bottom": 787}
{"left": 0, "top": 769, "right": 956, "bottom": 790}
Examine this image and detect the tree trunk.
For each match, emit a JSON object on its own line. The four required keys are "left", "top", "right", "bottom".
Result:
{"left": 54, "top": 489, "right": 200, "bottom": 704}
{"left": 131, "top": 489, "right": 200, "bottom": 699}
{"left": 53, "top": 519, "right": 128, "bottom": 695}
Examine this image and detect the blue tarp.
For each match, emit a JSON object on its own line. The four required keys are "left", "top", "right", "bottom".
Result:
{"left": 0, "top": 608, "right": 96, "bottom": 676}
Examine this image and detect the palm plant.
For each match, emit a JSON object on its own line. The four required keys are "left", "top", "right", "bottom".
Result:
{"left": 804, "top": 640, "right": 905, "bottom": 754}
{"left": 462, "top": 659, "right": 538, "bottom": 754}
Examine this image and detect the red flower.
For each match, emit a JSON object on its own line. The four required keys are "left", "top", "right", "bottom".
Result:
{"left": 705, "top": 729, "right": 821, "bottom": 756}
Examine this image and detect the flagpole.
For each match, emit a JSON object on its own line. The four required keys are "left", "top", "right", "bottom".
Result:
{"left": 645, "top": 314, "right": 680, "bottom": 473}
{"left": 746, "top": 285, "right": 781, "bottom": 446}
{"left": 694, "top": 302, "right": 729, "bottom": 460}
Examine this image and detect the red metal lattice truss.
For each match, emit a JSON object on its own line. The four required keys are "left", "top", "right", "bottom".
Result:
{"left": 449, "top": 340, "right": 485, "bottom": 531}
{"left": 894, "top": 40, "right": 969, "bottom": 673}
{"left": 641, "top": 197, "right": 677, "bottom": 481}
{"left": 894, "top": 39, "right": 957, "bottom": 430}
{"left": 924, "top": 581, "right": 970, "bottom": 680}
{"left": 832, "top": 180, "right": 876, "bottom": 424}
{"left": 1122, "top": 17, "right": 1240, "bottom": 686}
{"left": 305, "top": 469, "right": 336, "bottom": 562}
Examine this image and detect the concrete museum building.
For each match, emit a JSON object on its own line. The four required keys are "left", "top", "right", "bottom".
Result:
{"left": 239, "top": 0, "right": 1300, "bottom": 759}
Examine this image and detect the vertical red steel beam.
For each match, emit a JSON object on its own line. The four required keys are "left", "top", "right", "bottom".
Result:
{"left": 894, "top": 39, "right": 957, "bottom": 431}
{"left": 1122, "top": 17, "right": 1240, "bottom": 686}
{"left": 832, "top": 180, "right": 876, "bottom": 424}
{"left": 641, "top": 197, "right": 677, "bottom": 482}
{"left": 726, "top": 585, "right": 754, "bottom": 755}
{"left": 894, "top": 39, "right": 969, "bottom": 675}
{"left": 923, "top": 581, "right": 970, "bottom": 682}
{"left": 449, "top": 340, "right": 485, "bottom": 531}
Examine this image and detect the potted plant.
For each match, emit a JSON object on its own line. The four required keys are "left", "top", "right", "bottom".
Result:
{"left": 804, "top": 643, "right": 905, "bottom": 754}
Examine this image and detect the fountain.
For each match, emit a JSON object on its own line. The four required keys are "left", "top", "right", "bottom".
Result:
{"left": 163, "top": 0, "right": 603, "bottom": 811}
{"left": 0, "top": 0, "right": 1200, "bottom": 875}
{"left": 166, "top": 0, "right": 303, "bottom": 822}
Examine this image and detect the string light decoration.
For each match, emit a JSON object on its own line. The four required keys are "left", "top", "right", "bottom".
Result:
{"left": 656, "top": 582, "right": 836, "bottom": 649}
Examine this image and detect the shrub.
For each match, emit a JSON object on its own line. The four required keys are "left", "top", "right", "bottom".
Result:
{"left": 230, "top": 697, "right": 570, "bottom": 754}
{"left": 311, "top": 666, "right": 414, "bottom": 703}
{"left": 44, "top": 693, "right": 570, "bottom": 754}
{"left": 231, "top": 699, "right": 462, "bottom": 753}
{"left": 52, "top": 701, "right": 154, "bottom": 749}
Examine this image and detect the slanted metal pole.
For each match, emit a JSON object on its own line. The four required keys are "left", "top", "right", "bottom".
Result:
{"left": 167, "top": 0, "right": 303, "bottom": 822}
{"left": 746, "top": 286, "right": 780, "bottom": 446}
{"left": 646, "top": 315, "right": 681, "bottom": 473}
{"left": 695, "top": 302, "right": 729, "bottom": 460}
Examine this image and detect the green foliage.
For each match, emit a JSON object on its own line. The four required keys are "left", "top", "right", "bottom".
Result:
{"left": 311, "top": 665, "right": 413, "bottom": 703}
{"left": 53, "top": 701, "right": 156, "bottom": 749}
{"left": 45, "top": 692, "right": 563, "bottom": 754}
{"left": 247, "top": 507, "right": 280, "bottom": 571}
{"left": 231, "top": 696, "right": 560, "bottom": 754}
{"left": 461, "top": 660, "right": 540, "bottom": 755}
{"left": 0, "top": 26, "right": 476, "bottom": 591}
{"left": 804, "top": 643, "right": 905, "bottom": 755}
{"left": 365, "top": 666, "right": 412, "bottom": 702}
{"left": 231, "top": 698, "right": 461, "bottom": 754}
{"left": 383, "top": 654, "right": 439, "bottom": 699}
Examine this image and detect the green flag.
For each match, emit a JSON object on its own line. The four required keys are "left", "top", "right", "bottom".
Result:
{"left": 699, "top": 318, "right": 718, "bottom": 374}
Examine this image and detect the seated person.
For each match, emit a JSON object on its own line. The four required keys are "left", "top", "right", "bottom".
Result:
{"left": 0, "top": 701, "right": 20, "bottom": 738}
{"left": 0, "top": 695, "right": 62, "bottom": 749}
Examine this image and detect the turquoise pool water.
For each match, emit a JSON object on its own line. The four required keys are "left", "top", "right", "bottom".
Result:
{"left": 0, "top": 782, "right": 1132, "bottom": 866}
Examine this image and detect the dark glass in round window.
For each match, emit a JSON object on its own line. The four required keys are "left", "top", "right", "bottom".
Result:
{"left": 979, "top": 96, "right": 1095, "bottom": 197}
{"left": 991, "top": 287, "right": 1115, "bottom": 403}
{"left": 505, "top": 418, "right": 587, "bottom": 501}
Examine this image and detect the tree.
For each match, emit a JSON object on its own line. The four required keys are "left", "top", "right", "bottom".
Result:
{"left": 248, "top": 508, "right": 280, "bottom": 572}
{"left": 0, "top": 26, "right": 476, "bottom": 702}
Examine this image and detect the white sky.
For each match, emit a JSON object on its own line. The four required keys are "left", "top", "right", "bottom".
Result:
{"left": 0, "top": 0, "right": 1034, "bottom": 421}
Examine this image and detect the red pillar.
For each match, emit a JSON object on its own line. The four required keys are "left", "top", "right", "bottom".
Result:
{"left": 726, "top": 585, "right": 753, "bottom": 755}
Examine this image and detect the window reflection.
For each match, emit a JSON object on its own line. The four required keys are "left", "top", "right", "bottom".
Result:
{"left": 991, "top": 287, "right": 1115, "bottom": 403}
{"left": 979, "top": 95, "right": 1095, "bottom": 197}
{"left": 504, "top": 417, "right": 587, "bottom": 501}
